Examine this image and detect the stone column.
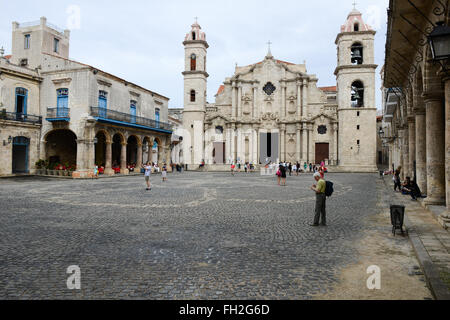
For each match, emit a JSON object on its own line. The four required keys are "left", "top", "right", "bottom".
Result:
{"left": 237, "top": 85, "right": 242, "bottom": 119}
{"left": 297, "top": 82, "right": 302, "bottom": 119}
{"left": 104, "top": 141, "right": 114, "bottom": 176}
{"left": 230, "top": 124, "right": 236, "bottom": 163}
{"left": 252, "top": 127, "right": 258, "bottom": 165}
{"left": 280, "top": 125, "right": 286, "bottom": 161}
{"left": 408, "top": 116, "right": 416, "bottom": 180}
{"left": 225, "top": 125, "right": 231, "bottom": 164}
{"left": 444, "top": 78, "right": 450, "bottom": 216}
{"left": 296, "top": 124, "right": 301, "bottom": 162}
{"left": 281, "top": 84, "right": 286, "bottom": 119}
{"left": 256, "top": 126, "right": 261, "bottom": 165}
{"left": 424, "top": 95, "right": 445, "bottom": 205}
{"left": 403, "top": 124, "right": 410, "bottom": 178}
{"left": 302, "top": 80, "right": 308, "bottom": 119}
{"left": 253, "top": 85, "right": 259, "bottom": 120}
{"left": 136, "top": 140, "right": 143, "bottom": 169}
{"left": 302, "top": 124, "right": 308, "bottom": 163}
{"left": 237, "top": 125, "right": 242, "bottom": 163}
{"left": 333, "top": 123, "right": 339, "bottom": 166}
{"left": 231, "top": 83, "right": 236, "bottom": 119}
{"left": 120, "top": 142, "right": 128, "bottom": 175}
{"left": 308, "top": 125, "right": 314, "bottom": 163}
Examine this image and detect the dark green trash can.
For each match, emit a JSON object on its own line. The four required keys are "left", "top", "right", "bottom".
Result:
{"left": 390, "top": 205, "right": 405, "bottom": 236}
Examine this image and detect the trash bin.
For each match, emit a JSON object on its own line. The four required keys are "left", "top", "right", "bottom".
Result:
{"left": 390, "top": 205, "right": 405, "bottom": 236}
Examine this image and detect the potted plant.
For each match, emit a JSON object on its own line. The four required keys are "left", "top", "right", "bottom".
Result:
{"left": 0, "top": 106, "right": 6, "bottom": 120}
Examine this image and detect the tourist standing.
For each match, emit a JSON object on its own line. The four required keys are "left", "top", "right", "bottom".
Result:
{"left": 276, "top": 165, "right": 281, "bottom": 185}
{"left": 162, "top": 164, "right": 167, "bottom": 182}
{"left": 288, "top": 162, "right": 292, "bottom": 176}
{"left": 280, "top": 163, "right": 287, "bottom": 186}
{"left": 143, "top": 162, "right": 152, "bottom": 191}
{"left": 231, "top": 163, "right": 235, "bottom": 176}
{"left": 394, "top": 166, "right": 402, "bottom": 192}
{"left": 293, "top": 163, "right": 297, "bottom": 176}
{"left": 310, "top": 172, "right": 326, "bottom": 226}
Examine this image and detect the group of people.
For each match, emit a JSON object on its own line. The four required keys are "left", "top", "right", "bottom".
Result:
{"left": 141, "top": 162, "right": 169, "bottom": 191}
{"left": 230, "top": 162, "right": 256, "bottom": 175}
{"left": 393, "top": 166, "right": 424, "bottom": 201}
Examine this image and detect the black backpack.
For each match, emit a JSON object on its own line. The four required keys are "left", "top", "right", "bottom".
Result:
{"left": 325, "top": 181, "right": 334, "bottom": 197}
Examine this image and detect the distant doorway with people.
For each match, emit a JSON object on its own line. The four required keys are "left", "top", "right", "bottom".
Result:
{"left": 315, "top": 143, "right": 329, "bottom": 164}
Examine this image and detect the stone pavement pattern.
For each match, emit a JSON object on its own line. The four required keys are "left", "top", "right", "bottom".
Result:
{"left": 0, "top": 172, "right": 432, "bottom": 299}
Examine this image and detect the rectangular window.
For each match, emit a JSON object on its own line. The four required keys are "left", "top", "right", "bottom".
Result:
{"left": 24, "top": 34, "right": 31, "bottom": 49}
{"left": 54, "top": 38, "right": 59, "bottom": 53}
{"left": 99, "top": 91, "right": 107, "bottom": 117}
{"left": 357, "top": 125, "right": 360, "bottom": 130}
{"left": 357, "top": 140, "right": 360, "bottom": 145}
{"left": 130, "top": 101, "right": 137, "bottom": 124}
{"left": 155, "top": 108, "right": 160, "bottom": 128}
{"left": 357, "top": 111, "right": 360, "bottom": 117}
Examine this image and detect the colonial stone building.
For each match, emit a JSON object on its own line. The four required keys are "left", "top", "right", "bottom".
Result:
{"left": 0, "top": 50, "right": 42, "bottom": 176}
{"left": 182, "top": 9, "right": 378, "bottom": 172}
{"left": 382, "top": 0, "right": 449, "bottom": 227}
{"left": 0, "top": 17, "right": 172, "bottom": 177}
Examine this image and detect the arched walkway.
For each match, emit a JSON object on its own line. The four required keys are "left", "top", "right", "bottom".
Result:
{"left": 95, "top": 131, "right": 108, "bottom": 168}
{"left": 127, "top": 135, "right": 138, "bottom": 166}
{"left": 45, "top": 129, "right": 77, "bottom": 169}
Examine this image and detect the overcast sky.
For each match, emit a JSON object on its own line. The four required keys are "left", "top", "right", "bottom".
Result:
{"left": 0, "top": 0, "right": 389, "bottom": 110}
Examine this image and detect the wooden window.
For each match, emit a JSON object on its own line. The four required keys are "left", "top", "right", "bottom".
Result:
{"left": 190, "top": 90, "right": 196, "bottom": 102}
{"left": 190, "top": 54, "right": 196, "bottom": 71}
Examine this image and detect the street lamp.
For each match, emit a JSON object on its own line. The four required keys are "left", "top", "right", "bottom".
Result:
{"left": 428, "top": 22, "right": 450, "bottom": 61}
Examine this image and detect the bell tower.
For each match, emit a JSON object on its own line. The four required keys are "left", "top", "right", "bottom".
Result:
{"left": 335, "top": 8, "right": 378, "bottom": 172}
{"left": 182, "top": 19, "right": 209, "bottom": 166}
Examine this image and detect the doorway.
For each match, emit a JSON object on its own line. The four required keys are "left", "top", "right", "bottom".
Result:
{"left": 315, "top": 143, "right": 329, "bottom": 164}
{"left": 12, "top": 136, "right": 30, "bottom": 173}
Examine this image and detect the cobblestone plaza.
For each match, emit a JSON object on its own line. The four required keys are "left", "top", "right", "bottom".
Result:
{"left": 0, "top": 172, "right": 433, "bottom": 299}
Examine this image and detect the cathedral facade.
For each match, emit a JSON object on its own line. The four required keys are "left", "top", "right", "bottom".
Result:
{"left": 182, "top": 9, "right": 378, "bottom": 172}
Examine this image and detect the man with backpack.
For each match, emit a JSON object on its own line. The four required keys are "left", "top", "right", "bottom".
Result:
{"left": 310, "top": 172, "right": 328, "bottom": 227}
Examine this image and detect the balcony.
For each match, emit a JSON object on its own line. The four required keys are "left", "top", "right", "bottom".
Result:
{"left": 90, "top": 107, "right": 172, "bottom": 133}
{"left": 46, "top": 107, "right": 70, "bottom": 122}
{"left": 0, "top": 110, "right": 42, "bottom": 125}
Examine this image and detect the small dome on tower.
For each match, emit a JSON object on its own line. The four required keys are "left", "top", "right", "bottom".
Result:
{"left": 340, "top": 8, "right": 373, "bottom": 32}
{"left": 185, "top": 19, "right": 206, "bottom": 41}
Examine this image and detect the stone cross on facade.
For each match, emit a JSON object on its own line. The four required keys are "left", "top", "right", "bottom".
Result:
{"left": 353, "top": 1, "right": 357, "bottom": 9}
{"left": 266, "top": 41, "right": 273, "bottom": 57}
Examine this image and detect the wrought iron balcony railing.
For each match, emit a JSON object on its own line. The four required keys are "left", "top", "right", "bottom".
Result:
{"left": 0, "top": 110, "right": 42, "bottom": 124}
{"left": 46, "top": 107, "right": 70, "bottom": 121}
{"left": 90, "top": 107, "right": 173, "bottom": 132}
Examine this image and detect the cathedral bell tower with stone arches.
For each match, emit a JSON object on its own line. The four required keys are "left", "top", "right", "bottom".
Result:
{"left": 335, "top": 8, "right": 378, "bottom": 172}
{"left": 182, "top": 19, "right": 209, "bottom": 166}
